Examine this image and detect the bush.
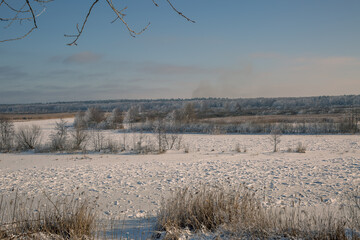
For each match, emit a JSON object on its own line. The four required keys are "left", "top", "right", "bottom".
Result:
{"left": 50, "top": 119, "right": 68, "bottom": 151}
{"left": 70, "top": 124, "right": 88, "bottom": 151}
{"left": 15, "top": 125, "right": 42, "bottom": 150}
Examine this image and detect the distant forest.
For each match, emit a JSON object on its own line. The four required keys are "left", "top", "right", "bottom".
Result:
{"left": 1, "top": 95, "right": 360, "bottom": 134}
{"left": 1, "top": 95, "right": 360, "bottom": 116}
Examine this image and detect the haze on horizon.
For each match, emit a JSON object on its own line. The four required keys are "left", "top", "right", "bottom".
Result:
{"left": 1, "top": 0, "right": 360, "bottom": 104}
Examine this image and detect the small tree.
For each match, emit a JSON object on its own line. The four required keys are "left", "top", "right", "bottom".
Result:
{"left": 270, "top": 128, "right": 282, "bottom": 152}
{"left": 164, "top": 112, "right": 182, "bottom": 150}
{"left": 0, "top": 116, "right": 14, "bottom": 152}
{"left": 153, "top": 118, "right": 167, "bottom": 153}
{"left": 50, "top": 119, "right": 68, "bottom": 151}
{"left": 16, "top": 125, "right": 42, "bottom": 150}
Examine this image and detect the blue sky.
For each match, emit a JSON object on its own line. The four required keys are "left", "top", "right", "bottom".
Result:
{"left": 1, "top": 0, "right": 360, "bottom": 104}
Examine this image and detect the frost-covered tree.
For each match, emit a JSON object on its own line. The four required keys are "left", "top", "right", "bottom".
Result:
{"left": 106, "top": 108, "right": 123, "bottom": 129}
{"left": 124, "top": 105, "right": 139, "bottom": 130}
{"left": 84, "top": 107, "right": 105, "bottom": 128}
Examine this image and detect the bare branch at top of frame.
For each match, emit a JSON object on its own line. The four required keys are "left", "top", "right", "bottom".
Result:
{"left": 25, "top": 0, "right": 38, "bottom": 28}
{"left": 64, "top": 0, "right": 100, "bottom": 46}
{"left": 1, "top": 0, "right": 195, "bottom": 45}
{"left": 0, "top": 0, "right": 50, "bottom": 42}
{"left": 165, "top": 0, "right": 195, "bottom": 23}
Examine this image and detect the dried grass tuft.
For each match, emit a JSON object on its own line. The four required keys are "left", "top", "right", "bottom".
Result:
{"left": 0, "top": 192, "right": 96, "bottom": 239}
{"left": 155, "top": 184, "right": 359, "bottom": 239}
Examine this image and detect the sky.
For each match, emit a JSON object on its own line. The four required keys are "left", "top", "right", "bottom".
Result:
{"left": 1, "top": 0, "right": 360, "bottom": 104}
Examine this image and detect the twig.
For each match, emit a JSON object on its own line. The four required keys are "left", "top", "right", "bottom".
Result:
{"left": 25, "top": 0, "right": 37, "bottom": 28}
{"left": 165, "top": 0, "right": 195, "bottom": 23}
{"left": 106, "top": 0, "right": 150, "bottom": 38}
{"left": 64, "top": 0, "right": 100, "bottom": 46}
{"left": 2, "top": 0, "right": 30, "bottom": 13}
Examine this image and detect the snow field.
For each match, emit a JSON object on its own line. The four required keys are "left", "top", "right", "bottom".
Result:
{"left": 0, "top": 118, "right": 359, "bottom": 223}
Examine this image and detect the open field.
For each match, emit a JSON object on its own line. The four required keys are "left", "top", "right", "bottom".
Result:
{"left": 0, "top": 118, "right": 359, "bottom": 238}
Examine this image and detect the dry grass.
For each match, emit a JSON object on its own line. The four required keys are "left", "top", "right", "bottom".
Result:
{"left": 295, "top": 142, "right": 306, "bottom": 153}
{"left": 0, "top": 192, "right": 96, "bottom": 239}
{"left": 0, "top": 187, "right": 358, "bottom": 239}
{"left": 200, "top": 113, "right": 345, "bottom": 125}
{"left": 234, "top": 143, "right": 241, "bottom": 153}
{"left": 155, "top": 185, "right": 360, "bottom": 239}
{"left": 155, "top": 185, "right": 268, "bottom": 239}
{"left": 0, "top": 113, "right": 76, "bottom": 121}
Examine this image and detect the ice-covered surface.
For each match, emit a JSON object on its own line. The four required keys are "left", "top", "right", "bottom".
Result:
{"left": 0, "top": 118, "right": 359, "bottom": 238}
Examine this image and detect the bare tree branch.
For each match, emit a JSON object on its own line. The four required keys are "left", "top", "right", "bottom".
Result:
{"left": 165, "top": 0, "right": 195, "bottom": 23}
{"left": 105, "top": 0, "right": 150, "bottom": 37}
{"left": 152, "top": 0, "right": 159, "bottom": 7}
{"left": 0, "top": 0, "right": 49, "bottom": 42}
{"left": 25, "top": 0, "right": 37, "bottom": 28}
{"left": 64, "top": 0, "right": 100, "bottom": 46}
{"left": 1, "top": 0, "right": 195, "bottom": 45}
{"left": 2, "top": 0, "right": 30, "bottom": 13}
{"left": 3, "top": 3, "right": 28, "bottom": 29}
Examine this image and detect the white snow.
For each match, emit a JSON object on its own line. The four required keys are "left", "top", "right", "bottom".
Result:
{"left": 0, "top": 118, "right": 359, "bottom": 238}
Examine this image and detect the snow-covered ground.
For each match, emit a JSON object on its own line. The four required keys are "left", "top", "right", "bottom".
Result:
{"left": 0, "top": 118, "right": 359, "bottom": 238}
